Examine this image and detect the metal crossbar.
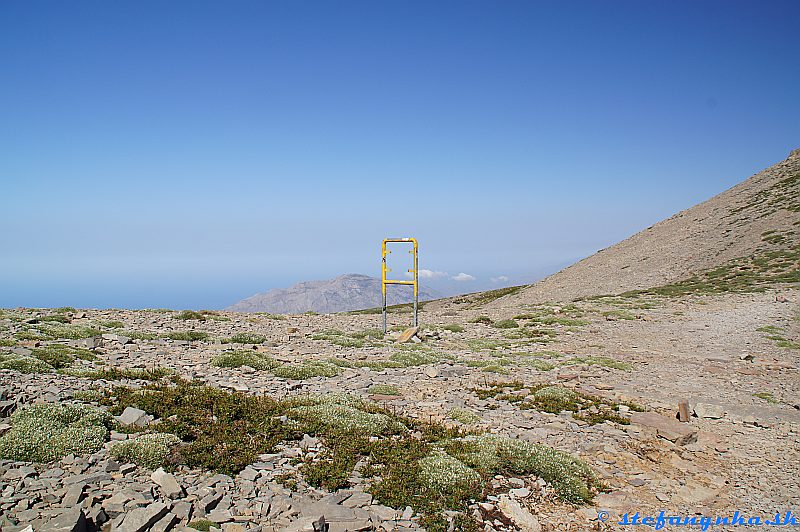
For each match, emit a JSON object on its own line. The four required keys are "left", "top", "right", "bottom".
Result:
{"left": 381, "top": 238, "right": 418, "bottom": 333}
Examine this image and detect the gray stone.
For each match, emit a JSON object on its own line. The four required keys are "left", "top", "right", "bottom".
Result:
{"left": 62, "top": 483, "right": 86, "bottom": 506}
{"left": 497, "top": 495, "right": 541, "bottom": 531}
{"left": 113, "top": 501, "right": 169, "bottom": 532}
{"left": 118, "top": 406, "right": 148, "bottom": 427}
{"left": 149, "top": 511, "right": 178, "bottom": 532}
{"left": 43, "top": 507, "right": 87, "bottom": 532}
{"left": 199, "top": 492, "right": 224, "bottom": 513}
{"left": 509, "top": 487, "right": 530, "bottom": 498}
{"left": 341, "top": 491, "right": 372, "bottom": 508}
{"left": 151, "top": 467, "right": 184, "bottom": 499}
{"left": 300, "top": 501, "right": 356, "bottom": 522}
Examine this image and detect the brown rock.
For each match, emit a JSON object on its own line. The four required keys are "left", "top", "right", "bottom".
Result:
{"left": 631, "top": 412, "right": 698, "bottom": 446}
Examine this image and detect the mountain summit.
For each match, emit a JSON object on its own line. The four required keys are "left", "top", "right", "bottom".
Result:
{"left": 226, "top": 273, "right": 441, "bottom": 314}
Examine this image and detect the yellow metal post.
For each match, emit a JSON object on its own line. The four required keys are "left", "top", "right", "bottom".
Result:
{"left": 382, "top": 238, "right": 418, "bottom": 333}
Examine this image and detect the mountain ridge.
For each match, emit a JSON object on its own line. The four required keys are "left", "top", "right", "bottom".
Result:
{"left": 483, "top": 148, "right": 800, "bottom": 306}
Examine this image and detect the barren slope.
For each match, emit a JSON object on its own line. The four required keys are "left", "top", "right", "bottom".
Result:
{"left": 502, "top": 148, "right": 800, "bottom": 305}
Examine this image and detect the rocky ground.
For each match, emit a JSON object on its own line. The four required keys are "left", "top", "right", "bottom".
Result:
{"left": 0, "top": 286, "right": 798, "bottom": 532}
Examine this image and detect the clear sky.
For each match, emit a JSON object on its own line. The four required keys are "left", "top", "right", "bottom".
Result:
{"left": 1, "top": 1, "right": 798, "bottom": 309}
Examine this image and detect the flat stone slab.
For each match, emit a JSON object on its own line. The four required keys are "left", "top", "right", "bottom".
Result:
{"left": 630, "top": 411, "right": 698, "bottom": 445}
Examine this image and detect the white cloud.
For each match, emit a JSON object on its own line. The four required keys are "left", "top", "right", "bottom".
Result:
{"left": 405, "top": 269, "right": 448, "bottom": 279}
{"left": 451, "top": 272, "right": 476, "bottom": 282}
{"left": 490, "top": 275, "right": 509, "bottom": 283}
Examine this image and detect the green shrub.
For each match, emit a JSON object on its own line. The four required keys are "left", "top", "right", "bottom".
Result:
{"left": 290, "top": 401, "right": 397, "bottom": 434}
{"left": 350, "top": 328, "right": 384, "bottom": 340}
{"left": 492, "top": 319, "right": 519, "bottom": 329}
{"left": 531, "top": 386, "right": 580, "bottom": 412}
{"left": 0, "top": 403, "right": 112, "bottom": 462}
{"left": 110, "top": 433, "right": 181, "bottom": 469}
{"left": 418, "top": 450, "right": 481, "bottom": 498}
{"left": 31, "top": 345, "right": 96, "bottom": 369}
{"left": 389, "top": 348, "right": 442, "bottom": 367}
{"left": 519, "top": 359, "right": 556, "bottom": 371}
{"left": 255, "top": 313, "right": 286, "bottom": 320}
{"left": 0, "top": 352, "right": 53, "bottom": 373}
{"left": 448, "top": 435, "right": 599, "bottom": 504}
{"left": 442, "top": 324, "right": 464, "bottom": 333}
{"left": 271, "top": 360, "right": 341, "bottom": 379}
{"left": 469, "top": 316, "right": 493, "bottom": 325}
{"left": 165, "top": 330, "right": 209, "bottom": 342}
{"left": 369, "top": 384, "right": 400, "bottom": 396}
{"left": 176, "top": 310, "right": 205, "bottom": 321}
{"left": 72, "top": 389, "right": 104, "bottom": 402}
{"left": 223, "top": 332, "right": 267, "bottom": 344}
{"left": 187, "top": 520, "right": 217, "bottom": 532}
{"left": 448, "top": 407, "right": 480, "bottom": 425}
{"left": 107, "top": 382, "right": 289, "bottom": 475}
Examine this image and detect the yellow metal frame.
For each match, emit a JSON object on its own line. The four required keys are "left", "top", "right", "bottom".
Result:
{"left": 381, "top": 238, "right": 418, "bottom": 333}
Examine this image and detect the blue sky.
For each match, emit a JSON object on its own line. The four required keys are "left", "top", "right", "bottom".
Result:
{"left": 1, "top": 1, "right": 798, "bottom": 309}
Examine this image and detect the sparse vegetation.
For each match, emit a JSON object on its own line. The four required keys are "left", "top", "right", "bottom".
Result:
{"left": 492, "top": 319, "right": 519, "bottom": 329}
{"left": 30, "top": 344, "right": 97, "bottom": 369}
{"left": 164, "top": 330, "right": 209, "bottom": 342}
{"left": 601, "top": 309, "right": 637, "bottom": 321}
{"left": 222, "top": 332, "right": 267, "bottom": 344}
{"left": 753, "top": 391, "right": 780, "bottom": 404}
{"left": 442, "top": 324, "right": 464, "bottom": 333}
{"left": 448, "top": 407, "right": 480, "bottom": 425}
{"left": 453, "top": 286, "right": 525, "bottom": 308}
{"left": 0, "top": 351, "right": 53, "bottom": 373}
{"left": 175, "top": 310, "right": 206, "bottom": 321}
{"left": 187, "top": 520, "right": 217, "bottom": 532}
{"left": 211, "top": 350, "right": 341, "bottom": 379}
{"left": 72, "top": 389, "right": 104, "bottom": 402}
{"left": 369, "top": 384, "right": 400, "bottom": 396}
{"left": 98, "top": 380, "right": 598, "bottom": 527}
{"left": 623, "top": 245, "right": 800, "bottom": 298}
{"left": 757, "top": 325, "right": 800, "bottom": 349}
{"left": 561, "top": 355, "right": 633, "bottom": 371}
{"left": 61, "top": 366, "right": 174, "bottom": 381}
{"left": 444, "top": 434, "right": 601, "bottom": 504}
{"left": 255, "top": 312, "right": 286, "bottom": 320}
{"left": 474, "top": 381, "right": 642, "bottom": 425}
{"left": 311, "top": 328, "right": 385, "bottom": 347}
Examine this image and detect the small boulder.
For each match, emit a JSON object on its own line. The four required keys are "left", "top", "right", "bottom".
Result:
{"left": 151, "top": 467, "right": 184, "bottom": 499}
{"left": 117, "top": 406, "right": 149, "bottom": 427}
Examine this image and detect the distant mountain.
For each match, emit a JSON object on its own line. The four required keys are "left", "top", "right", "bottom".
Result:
{"left": 226, "top": 273, "right": 442, "bottom": 314}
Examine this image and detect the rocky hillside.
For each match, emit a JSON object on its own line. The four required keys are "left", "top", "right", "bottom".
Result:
{"left": 226, "top": 273, "right": 441, "bottom": 314}
{"left": 501, "top": 148, "right": 800, "bottom": 305}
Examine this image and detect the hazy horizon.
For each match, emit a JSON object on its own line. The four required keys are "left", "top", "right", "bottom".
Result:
{"left": 2, "top": 1, "right": 799, "bottom": 309}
